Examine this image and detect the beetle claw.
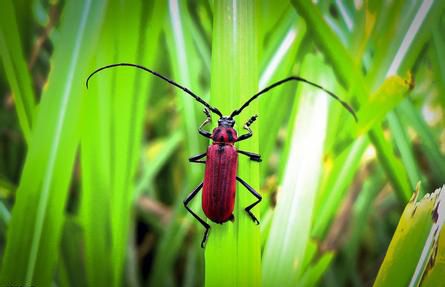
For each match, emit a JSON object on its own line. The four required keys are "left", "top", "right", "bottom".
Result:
{"left": 201, "top": 227, "right": 210, "bottom": 248}
{"left": 201, "top": 237, "right": 208, "bottom": 248}
{"left": 247, "top": 212, "right": 260, "bottom": 225}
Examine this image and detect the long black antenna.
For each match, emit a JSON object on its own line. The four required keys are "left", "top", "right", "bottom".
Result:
{"left": 86, "top": 63, "right": 223, "bottom": 117}
{"left": 230, "top": 76, "right": 357, "bottom": 122}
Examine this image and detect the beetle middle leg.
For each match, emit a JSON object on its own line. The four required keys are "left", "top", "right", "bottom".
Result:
{"left": 189, "top": 152, "right": 207, "bottom": 164}
{"left": 237, "top": 150, "right": 262, "bottom": 162}
{"left": 184, "top": 182, "right": 210, "bottom": 248}
{"left": 236, "top": 176, "right": 262, "bottom": 225}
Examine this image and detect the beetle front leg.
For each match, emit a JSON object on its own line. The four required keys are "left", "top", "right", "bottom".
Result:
{"left": 198, "top": 108, "right": 212, "bottom": 139}
{"left": 236, "top": 115, "right": 258, "bottom": 142}
{"left": 184, "top": 182, "right": 210, "bottom": 248}
{"left": 236, "top": 176, "right": 262, "bottom": 225}
{"left": 189, "top": 152, "right": 207, "bottom": 164}
{"left": 237, "top": 150, "right": 262, "bottom": 162}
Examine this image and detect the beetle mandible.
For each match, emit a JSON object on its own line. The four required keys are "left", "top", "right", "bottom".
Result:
{"left": 86, "top": 63, "right": 357, "bottom": 247}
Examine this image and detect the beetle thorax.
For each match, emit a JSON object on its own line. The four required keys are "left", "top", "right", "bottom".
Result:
{"left": 212, "top": 126, "right": 237, "bottom": 143}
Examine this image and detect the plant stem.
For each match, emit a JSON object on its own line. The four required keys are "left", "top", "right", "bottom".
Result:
{"left": 205, "top": 1, "right": 261, "bottom": 286}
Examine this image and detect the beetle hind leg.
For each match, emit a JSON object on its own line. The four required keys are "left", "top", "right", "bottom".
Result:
{"left": 184, "top": 182, "right": 211, "bottom": 248}
{"left": 236, "top": 176, "right": 262, "bottom": 224}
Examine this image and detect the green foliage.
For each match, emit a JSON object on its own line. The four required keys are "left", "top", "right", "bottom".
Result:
{"left": 262, "top": 54, "right": 334, "bottom": 286}
{"left": 375, "top": 185, "right": 445, "bottom": 287}
{"left": 0, "top": 0, "right": 36, "bottom": 142}
{"left": 81, "top": 1, "right": 165, "bottom": 286}
{"left": 205, "top": 1, "right": 261, "bottom": 286}
{"left": 0, "top": 1, "right": 444, "bottom": 286}
{"left": 0, "top": 0, "right": 106, "bottom": 285}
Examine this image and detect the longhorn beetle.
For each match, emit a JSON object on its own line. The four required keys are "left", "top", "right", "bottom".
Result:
{"left": 86, "top": 63, "right": 357, "bottom": 248}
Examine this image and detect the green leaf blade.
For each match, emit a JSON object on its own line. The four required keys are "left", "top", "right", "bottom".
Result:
{"left": 0, "top": 0, "right": 37, "bottom": 142}
{"left": 205, "top": 1, "right": 261, "bottom": 286}
{"left": 0, "top": 1, "right": 107, "bottom": 285}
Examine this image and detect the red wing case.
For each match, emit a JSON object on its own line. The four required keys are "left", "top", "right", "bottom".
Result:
{"left": 202, "top": 144, "right": 238, "bottom": 223}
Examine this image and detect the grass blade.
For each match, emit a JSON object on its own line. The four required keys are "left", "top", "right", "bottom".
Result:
{"left": 135, "top": 131, "right": 183, "bottom": 198}
{"left": 355, "top": 75, "right": 412, "bottom": 136}
{"left": 259, "top": 12, "right": 306, "bottom": 170}
{"left": 291, "top": 0, "right": 362, "bottom": 90}
{"left": 82, "top": 1, "right": 165, "bottom": 286}
{"left": 262, "top": 54, "right": 330, "bottom": 286}
{"left": 298, "top": 252, "right": 334, "bottom": 287}
{"left": 205, "top": 1, "right": 261, "bottom": 286}
{"left": 374, "top": 185, "right": 445, "bottom": 287}
{"left": 80, "top": 4, "right": 116, "bottom": 286}
{"left": 368, "top": 0, "right": 445, "bottom": 86}
{"left": 431, "top": 23, "right": 445, "bottom": 104}
{"left": 0, "top": 0, "right": 36, "bottom": 142}
{"left": 398, "top": 100, "right": 445, "bottom": 184}
{"left": 57, "top": 218, "right": 88, "bottom": 287}
{"left": 0, "top": 1, "right": 106, "bottom": 285}
{"left": 341, "top": 166, "right": 386, "bottom": 286}
{"left": 146, "top": 0, "right": 206, "bottom": 285}
{"left": 109, "top": 1, "right": 144, "bottom": 285}
{"left": 369, "top": 127, "right": 411, "bottom": 202}
{"left": 290, "top": 0, "right": 443, "bottom": 202}
{"left": 421, "top": 215, "right": 445, "bottom": 287}
{"left": 387, "top": 110, "right": 425, "bottom": 192}
{"left": 312, "top": 137, "right": 369, "bottom": 238}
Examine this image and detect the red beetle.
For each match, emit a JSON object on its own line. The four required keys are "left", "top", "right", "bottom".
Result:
{"left": 86, "top": 63, "right": 357, "bottom": 248}
{"left": 186, "top": 110, "right": 262, "bottom": 246}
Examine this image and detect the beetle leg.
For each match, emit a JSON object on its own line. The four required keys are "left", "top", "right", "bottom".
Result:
{"left": 184, "top": 182, "right": 210, "bottom": 248}
{"left": 189, "top": 152, "right": 207, "bottom": 164}
{"left": 236, "top": 176, "right": 262, "bottom": 225}
{"left": 237, "top": 114, "right": 258, "bottom": 142}
{"left": 237, "top": 150, "right": 262, "bottom": 162}
{"left": 198, "top": 108, "right": 212, "bottom": 139}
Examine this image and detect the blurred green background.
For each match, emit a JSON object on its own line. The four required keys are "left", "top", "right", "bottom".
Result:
{"left": 0, "top": 0, "right": 444, "bottom": 286}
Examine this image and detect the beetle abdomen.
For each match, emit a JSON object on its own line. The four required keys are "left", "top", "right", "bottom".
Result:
{"left": 202, "top": 144, "right": 238, "bottom": 223}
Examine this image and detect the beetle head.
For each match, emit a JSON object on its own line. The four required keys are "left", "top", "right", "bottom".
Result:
{"left": 218, "top": 116, "right": 235, "bottom": 127}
